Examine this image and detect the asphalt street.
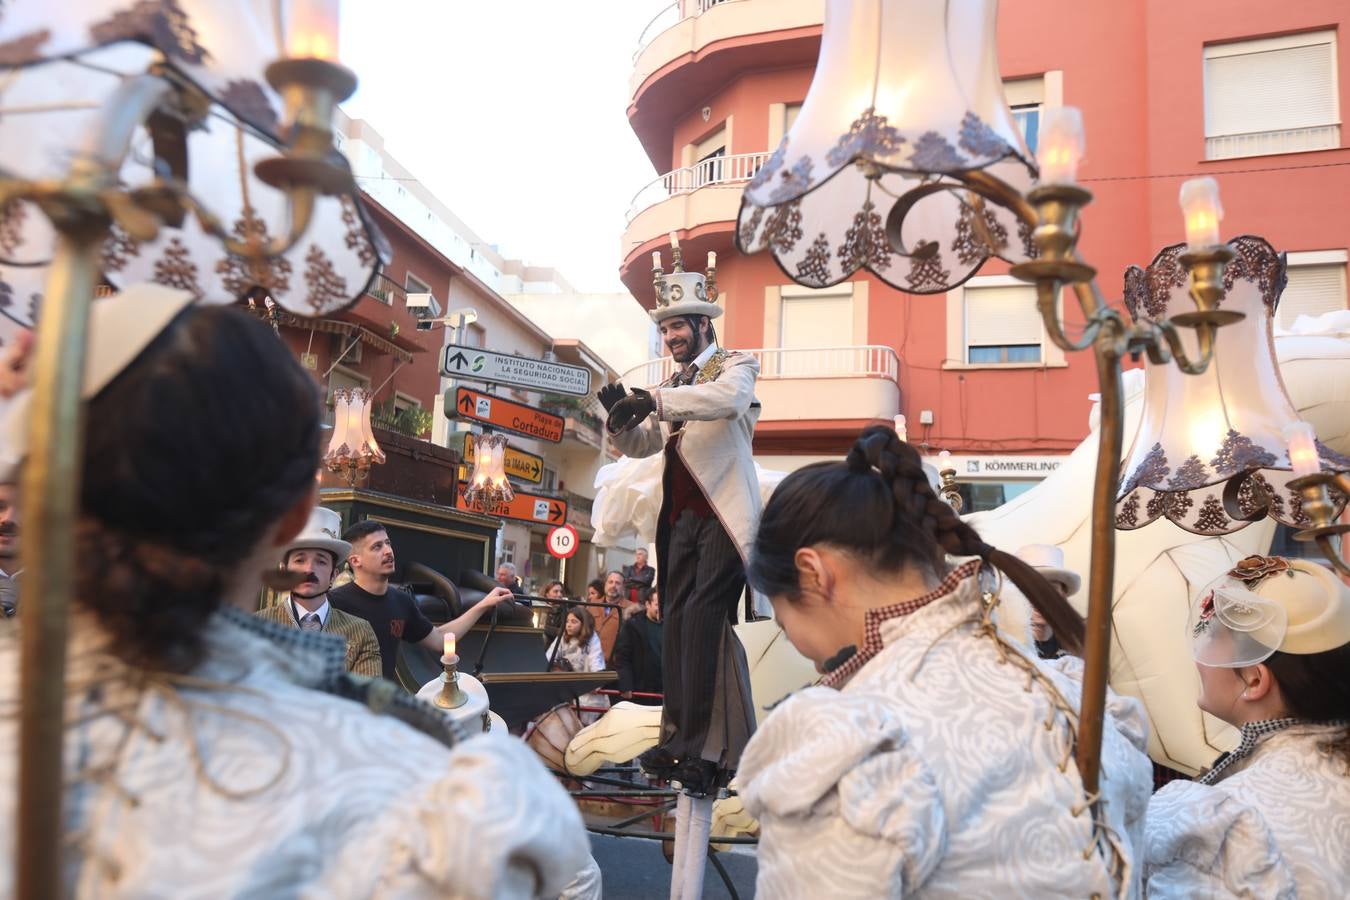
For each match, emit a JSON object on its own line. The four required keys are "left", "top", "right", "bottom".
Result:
{"left": 589, "top": 834, "right": 757, "bottom": 899}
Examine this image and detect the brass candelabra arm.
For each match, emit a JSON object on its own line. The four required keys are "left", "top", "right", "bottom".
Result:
{"left": 938, "top": 467, "right": 963, "bottom": 512}
{"left": 1289, "top": 471, "right": 1350, "bottom": 578}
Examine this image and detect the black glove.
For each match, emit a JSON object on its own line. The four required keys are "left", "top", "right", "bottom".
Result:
{"left": 606, "top": 388, "right": 655, "bottom": 434}
{"left": 597, "top": 381, "right": 627, "bottom": 413}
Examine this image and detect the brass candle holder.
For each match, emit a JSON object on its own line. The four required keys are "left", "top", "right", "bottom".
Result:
{"left": 1289, "top": 472, "right": 1350, "bottom": 578}
{"left": 938, "top": 465, "right": 963, "bottom": 512}
{"left": 433, "top": 652, "right": 470, "bottom": 710}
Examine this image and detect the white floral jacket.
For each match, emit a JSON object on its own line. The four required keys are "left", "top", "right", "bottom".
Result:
{"left": 735, "top": 562, "right": 1154, "bottom": 898}
{"left": 0, "top": 608, "right": 589, "bottom": 898}
{"left": 1145, "top": 723, "right": 1350, "bottom": 898}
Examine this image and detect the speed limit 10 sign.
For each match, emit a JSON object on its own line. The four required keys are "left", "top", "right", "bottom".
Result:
{"left": 547, "top": 524, "right": 579, "bottom": 559}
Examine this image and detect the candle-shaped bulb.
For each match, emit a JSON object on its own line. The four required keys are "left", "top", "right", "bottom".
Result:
{"left": 1179, "top": 177, "right": 1223, "bottom": 251}
{"left": 937, "top": 449, "right": 953, "bottom": 470}
{"left": 707, "top": 251, "right": 716, "bottom": 269}
{"left": 668, "top": 231, "right": 680, "bottom": 250}
{"left": 443, "top": 631, "right": 457, "bottom": 659}
{"left": 651, "top": 251, "right": 662, "bottom": 270}
{"left": 1036, "top": 107, "right": 1086, "bottom": 186}
{"left": 287, "top": 0, "right": 340, "bottom": 60}
{"left": 1283, "top": 421, "right": 1322, "bottom": 478}
{"left": 893, "top": 414, "right": 907, "bottom": 442}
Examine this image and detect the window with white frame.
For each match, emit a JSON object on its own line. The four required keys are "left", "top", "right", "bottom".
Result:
{"left": 1279, "top": 251, "right": 1348, "bottom": 330}
{"left": 694, "top": 127, "right": 726, "bottom": 186}
{"left": 964, "top": 282, "right": 1043, "bottom": 364}
{"left": 1204, "top": 31, "right": 1340, "bottom": 160}
{"left": 1003, "top": 76, "right": 1045, "bottom": 154}
{"left": 784, "top": 102, "right": 803, "bottom": 134}
{"left": 392, "top": 392, "right": 421, "bottom": 416}
{"left": 404, "top": 271, "right": 431, "bottom": 299}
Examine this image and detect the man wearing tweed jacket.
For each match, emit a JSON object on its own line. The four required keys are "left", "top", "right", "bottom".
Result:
{"left": 256, "top": 506, "right": 382, "bottom": 678}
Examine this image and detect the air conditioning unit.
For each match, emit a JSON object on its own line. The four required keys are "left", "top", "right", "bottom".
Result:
{"left": 405, "top": 292, "right": 441, "bottom": 319}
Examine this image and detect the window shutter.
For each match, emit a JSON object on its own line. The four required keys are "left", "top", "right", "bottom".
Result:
{"left": 965, "top": 285, "right": 1042, "bottom": 346}
{"left": 1279, "top": 264, "right": 1348, "bottom": 328}
{"left": 1205, "top": 38, "right": 1337, "bottom": 137}
{"left": 780, "top": 294, "right": 853, "bottom": 349}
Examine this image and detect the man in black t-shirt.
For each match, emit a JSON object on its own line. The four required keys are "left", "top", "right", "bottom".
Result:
{"left": 330, "top": 520, "right": 515, "bottom": 682}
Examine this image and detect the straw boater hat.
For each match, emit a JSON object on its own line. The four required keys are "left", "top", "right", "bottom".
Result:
{"left": 280, "top": 506, "right": 351, "bottom": 567}
{"left": 650, "top": 249, "right": 723, "bottom": 324}
{"left": 1016, "top": 544, "right": 1082, "bottom": 596}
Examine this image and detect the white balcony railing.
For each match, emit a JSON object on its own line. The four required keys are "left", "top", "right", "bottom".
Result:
{"left": 626, "top": 150, "right": 772, "bottom": 223}
{"left": 620, "top": 345, "right": 901, "bottom": 389}
{"left": 1205, "top": 124, "right": 1340, "bottom": 160}
{"left": 633, "top": 0, "right": 744, "bottom": 60}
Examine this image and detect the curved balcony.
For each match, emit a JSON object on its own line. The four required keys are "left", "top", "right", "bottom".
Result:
{"left": 629, "top": 0, "right": 823, "bottom": 170}
{"left": 619, "top": 345, "right": 901, "bottom": 431}
{"left": 626, "top": 150, "right": 770, "bottom": 224}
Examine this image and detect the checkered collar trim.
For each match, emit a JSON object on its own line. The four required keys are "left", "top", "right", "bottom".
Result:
{"left": 820, "top": 559, "right": 984, "bottom": 689}
{"left": 1198, "top": 717, "right": 1336, "bottom": 784}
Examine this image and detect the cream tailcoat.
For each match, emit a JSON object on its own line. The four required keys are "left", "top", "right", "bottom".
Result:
{"left": 608, "top": 347, "right": 761, "bottom": 562}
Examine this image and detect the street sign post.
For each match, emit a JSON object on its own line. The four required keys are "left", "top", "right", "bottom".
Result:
{"left": 459, "top": 432, "right": 544, "bottom": 484}
{"left": 441, "top": 345, "right": 592, "bottom": 396}
{"left": 547, "top": 524, "right": 579, "bottom": 559}
{"left": 455, "top": 482, "right": 568, "bottom": 526}
{"left": 447, "top": 387, "right": 564, "bottom": 443}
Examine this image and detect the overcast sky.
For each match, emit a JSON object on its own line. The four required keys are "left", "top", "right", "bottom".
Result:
{"left": 340, "top": 0, "right": 664, "bottom": 293}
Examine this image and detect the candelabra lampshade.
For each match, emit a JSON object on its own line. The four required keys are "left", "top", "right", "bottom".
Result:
{"left": 324, "top": 388, "right": 384, "bottom": 483}
{"left": 736, "top": 0, "right": 1037, "bottom": 292}
{"left": 0, "top": 0, "right": 387, "bottom": 349}
{"left": 463, "top": 432, "right": 514, "bottom": 506}
{"left": 1116, "top": 236, "right": 1350, "bottom": 534}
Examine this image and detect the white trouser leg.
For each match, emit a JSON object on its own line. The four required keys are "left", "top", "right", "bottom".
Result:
{"left": 678, "top": 796, "right": 715, "bottom": 900}
{"left": 669, "top": 792, "right": 691, "bottom": 900}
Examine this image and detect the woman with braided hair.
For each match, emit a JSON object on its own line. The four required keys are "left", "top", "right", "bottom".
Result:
{"left": 734, "top": 425, "right": 1154, "bottom": 898}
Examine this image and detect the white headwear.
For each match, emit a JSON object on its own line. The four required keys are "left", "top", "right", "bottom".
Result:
{"left": 281, "top": 506, "right": 351, "bottom": 566}
{"left": 1015, "top": 543, "right": 1082, "bottom": 596}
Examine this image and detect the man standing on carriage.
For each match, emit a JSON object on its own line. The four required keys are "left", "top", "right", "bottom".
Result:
{"left": 597, "top": 238, "right": 760, "bottom": 897}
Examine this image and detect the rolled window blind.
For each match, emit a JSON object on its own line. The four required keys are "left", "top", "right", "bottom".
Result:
{"left": 965, "top": 285, "right": 1042, "bottom": 346}
{"left": 1205, "top": 38, "right": 1337, "bottom": 137}
{"left": 1279, "top": 263, "right": 1347, "bottom": 328}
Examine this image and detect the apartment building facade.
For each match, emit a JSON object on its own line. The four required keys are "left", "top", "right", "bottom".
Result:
{"left": 621, "top": 0, "right": 1350, "bottom": 512}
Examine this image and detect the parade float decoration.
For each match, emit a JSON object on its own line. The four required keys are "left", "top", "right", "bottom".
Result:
{"left": 0, "top": 1, "right": 383, "bottom": 891}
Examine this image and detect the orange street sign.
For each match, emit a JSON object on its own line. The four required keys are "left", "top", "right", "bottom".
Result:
{"left": 460, "top": 432, "right": 544, "bottom": 484}
{"left": 448, "top": 387, "right": 564, "bottom": 444}
{"left": 454, "top": 482, "right": 568, "bottom": 526}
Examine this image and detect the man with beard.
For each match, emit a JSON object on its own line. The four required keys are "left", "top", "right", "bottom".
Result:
{"left": 597, "top": 244, "right": 759, "bottom": 802}
{"left": 331, "top": 520, "right": 515, "bottom": 682}
{"left": 0, "top": 477, "right": 19, "bottom": 618}
{"left": 255, "top": 507, "right": 381, "bottom": 677}
{"left": 595, "top": 570, "right": 626, "bottom": 662}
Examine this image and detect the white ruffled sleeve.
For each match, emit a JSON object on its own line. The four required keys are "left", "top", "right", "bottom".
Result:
{"left": 1144, "top": 780, "right": 1298, "bottom": 899}
{"left": 735, "top": 686, "right": 947, "bottom": 898}
{"left": 1044, "top": 654, "right": 1151, "bottom": 754}
{"left": 372, "top": 731, "right": 591, "bottom": 899}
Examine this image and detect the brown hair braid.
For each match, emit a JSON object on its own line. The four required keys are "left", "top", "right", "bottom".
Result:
{"left": 750, "top": 425, "right": 1085, "bottom": 655}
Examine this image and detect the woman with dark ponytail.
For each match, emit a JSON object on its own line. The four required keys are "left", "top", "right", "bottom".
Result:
{"left": 734, "top": 425, "right": 1153, "bottom": 898}
{"left": 0, "top": 286, "right": 587, "bottom": 898}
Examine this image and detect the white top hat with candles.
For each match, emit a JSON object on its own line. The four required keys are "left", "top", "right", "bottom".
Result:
{"left": 280, "top": 506, "right": 351, "bottom": 566}
{"left": 650, "top": 232, "right": 722, "bottom": 324}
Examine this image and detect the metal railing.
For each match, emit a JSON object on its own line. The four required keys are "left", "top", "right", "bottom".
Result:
{"left": 625, "top": 150, "right": 771, "bottom": 223}
{"left": 619, "top": 345, "right": 901, "bottom": 388}
{"left": 1205, "top": 123, "right": 1340, "bottom": 160}
{"left": 364, "top": 271, "right": 406, "bottom": 306}
{"left": 634, "top": 2, "right": 681, "bottom": 60}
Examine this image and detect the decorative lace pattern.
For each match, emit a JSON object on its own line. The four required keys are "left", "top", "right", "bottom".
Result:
{"left": 795, "top": 234, "right": 833, "bottom": 287}
{"left": 152, "top": 237, "right": 203, "bottom": 298}
{"left": 909, "top": 132, "right": 964, "bottom": 172}
{"left": 768, "top": 156, "right": 815, "bottom": 204}
{"left": 1210, "top": 429, "right": 1278, "bottom": 476}
{"left": 837, "top": 201, "right": 891, "bottom": 273}
{"left": 957, "top": 112, "right": 1011, "bottom": 159}
{"left": 1168, "top": 455, "right": 1209, "bottom": 490}
{"left": 1221, "top": 235, "right": 1286, "bottom": 310}
{"left": 1193, "top": 495, "right": 1230, "bottom": 533}
{"left": 951, "top": 201, "right": 1009, "bottom": 266}
{"left": 826, "top": 107, "right": 905, "bottom": 167}
{"left": 905, "top": 246, "right": 951, "bottom": 293}
{"left": 90, "top": 0, "right": 210, "bottom": 65}
{"left": 1122, "top": 443, "right": 1169, "bottom": 494}
{"left": 762, "top": 201, "right": 803, "bottom": 255}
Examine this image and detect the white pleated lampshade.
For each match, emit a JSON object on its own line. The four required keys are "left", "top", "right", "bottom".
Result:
{"left": 737, "top": 0, "right": 1037, "bottom": 293}
{"left": 1116, "top": 235, "right": 1350, "bottom": 534}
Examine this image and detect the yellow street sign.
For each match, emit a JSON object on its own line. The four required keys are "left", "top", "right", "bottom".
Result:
{"left": 459, "top": 432, "right": 545, "bottom": 485}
